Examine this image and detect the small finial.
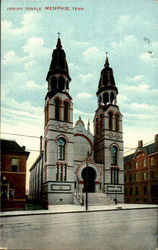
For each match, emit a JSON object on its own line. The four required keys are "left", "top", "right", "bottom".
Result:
{"left": 105, "top": 51, "right": 109, "bottom": 67}
{"left": 79, "top": 116, "right": 81, "bottom": 120}
{"left": 56, "top": 33, "right": 62, "bottom": 49}
{"left": 57, "top": 32, "right": 61, "bottom": 39}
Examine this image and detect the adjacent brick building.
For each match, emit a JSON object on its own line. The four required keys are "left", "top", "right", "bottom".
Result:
{"left": 1, "top": 139, "right": 29, "bottom": 211}
{"left": 124, "top": 134, "right": 158, "bottom": 204}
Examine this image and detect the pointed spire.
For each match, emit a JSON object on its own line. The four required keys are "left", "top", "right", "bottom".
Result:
{"left": 96, "top": 51, "right": 118, "bottom": 97}
{"left": 56, "top": 38, "right": 62, "bottom": 49}
{"left": 46, "top": 35, "right": 71, "bottom": 82}
{"left": 79, "top": 115, "right": 81, "bottom": 121}
{"left": 56, "top": 32, "right": 62, "bottom": 49}
{"left": 104, "top": 52, "right": 109, "bottom": 67}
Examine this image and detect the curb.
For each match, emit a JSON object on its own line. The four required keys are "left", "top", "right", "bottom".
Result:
{"left": 1, "top": 206, "right": 157, "bottom": 218}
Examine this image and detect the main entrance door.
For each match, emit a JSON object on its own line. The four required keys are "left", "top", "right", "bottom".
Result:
{"left": 81, "top": 167, "right": 96, "bottom": 193}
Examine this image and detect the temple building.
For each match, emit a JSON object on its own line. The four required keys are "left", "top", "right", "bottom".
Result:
{"left": 29, "top": 37, "right": 124, "bottom": 208}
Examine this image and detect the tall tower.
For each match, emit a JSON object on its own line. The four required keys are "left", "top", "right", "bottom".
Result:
{"left": 94, "top": 54, "right": 124, "bottom": 203}
{"left": 44, "top": 37, "right": 74, "bottom": 205}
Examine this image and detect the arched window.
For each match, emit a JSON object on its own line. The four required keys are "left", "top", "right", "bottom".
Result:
{"left": 115, "top": 114, "right": 119, "bottom": 132}
{"left": 110, "top": 92, "right": 115, "bottom": 104}
{"left": 103, "top": 92, "right": 109, "bottom": 105}
{"left": 58, "top": 77, "right": 65, "bottom": 91}
{"left": 50, "top": 77, "right": 57, "bottom": 92}
{"left": 56, "top": 164, "right": 59, "bottom": 181}
{"left": 64, "top": 101, "right": 69, "bottom": 122}
{"left": 109, "top": 112, "right": 113, "bottom": 130}
{"left": 58, "top": 138, "right": 66, "bottom": 160}
{"left": 64, "top": 165, "right": 67, "bottom": 181}
{"left": 60, "top": 164, "right": 63, "bottom": 181}
{"left": 111, "top": 168, "right": 119, "bottom": 184}
{"left": 112, "top": 146, "right": 118, "bottom": 165}
{"left": 56, "top": 164, "right": 67, "bottom": 182}
{"left": 55, "top": 98, "right": 60, "bottom": 120}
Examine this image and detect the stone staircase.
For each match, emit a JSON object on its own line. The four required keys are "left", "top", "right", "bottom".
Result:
{"left": 85, "top": 193, "right": 114, "bottom": 206}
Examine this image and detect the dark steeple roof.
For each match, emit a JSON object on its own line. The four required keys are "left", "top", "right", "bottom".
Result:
{"left": 97, "top": 55, "right": 118, "bottom": 96}
{"left": 46, "top": 38, "right": 71, "bottom": 81}
{"left": 104, "top": 55, "right": 109, "bottom": 67}
{"left": 1, "top": 139, "right": 30, "bottom": 157}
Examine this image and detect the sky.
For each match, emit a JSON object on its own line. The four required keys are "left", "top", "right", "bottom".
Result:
{"left": 1, "top": 0, "right": 158, "bottom": 191}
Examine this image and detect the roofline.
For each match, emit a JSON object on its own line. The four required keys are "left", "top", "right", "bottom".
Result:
{"left": 148, "top": 151, "right": 158, "bottom": 156}
{"left": 45, "top": 91, "right": 72, "bottom": 101}
{"left": 124, "top": 142, "right": 158, "bottom": 160}
{"left": 29, "top": 151, "right": 43, "bottom": 171}
{"left": 1, "top": 151, "right": 30, "bottom": 158}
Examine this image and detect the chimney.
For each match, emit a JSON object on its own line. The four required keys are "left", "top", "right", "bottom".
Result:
{"left": 40, "top": 136, "right": 43, "bottom": 153}
{"left": 138, "top": 140, "right": 143, "bottom": 148}
{"left": 155, "top": 134, "right": 158, "bottom": 150}
{"left": 22, "top": 146, "right": 26, "bottom": 151}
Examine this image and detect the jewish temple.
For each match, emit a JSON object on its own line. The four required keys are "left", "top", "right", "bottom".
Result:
{"left": 29, "top": 37, "right": 124, "bottom": 208}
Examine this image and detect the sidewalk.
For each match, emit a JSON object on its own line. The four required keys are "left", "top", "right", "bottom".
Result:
{"left": 1, "top": 204, "right": 157, "bottom": 217}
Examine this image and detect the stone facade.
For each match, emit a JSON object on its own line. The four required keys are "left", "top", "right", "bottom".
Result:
{"left": 29, "top": 38, "right": 124, "bottom": 207}
{"left": 93, "top": 56, "right": 124, "bottom": 203}
{"left": 45, "top": 92, "right": 74, "bottom": 205}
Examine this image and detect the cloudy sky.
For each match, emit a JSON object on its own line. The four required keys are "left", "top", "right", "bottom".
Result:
{"left": 1, "top": 0, "right": 158, "bottom": 190}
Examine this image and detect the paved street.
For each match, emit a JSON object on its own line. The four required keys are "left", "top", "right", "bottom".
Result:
{"left": 1, "top": 208, "right": 158, "bottom": 250}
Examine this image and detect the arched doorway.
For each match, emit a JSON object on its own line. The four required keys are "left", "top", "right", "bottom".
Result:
{"left": 81, "top": 167, "right": 96, "bottom": 193}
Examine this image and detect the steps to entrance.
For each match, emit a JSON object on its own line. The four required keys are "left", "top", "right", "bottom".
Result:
{"left": 85, "top": 193, "right": 114, "bottom": 206}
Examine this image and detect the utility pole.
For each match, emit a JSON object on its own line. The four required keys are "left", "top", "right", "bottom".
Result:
{"left": 85, "top": 152, "right": 89, "bottom": 211}
{"left": 114, "top": 186, "right": 117, "bottom": 205}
